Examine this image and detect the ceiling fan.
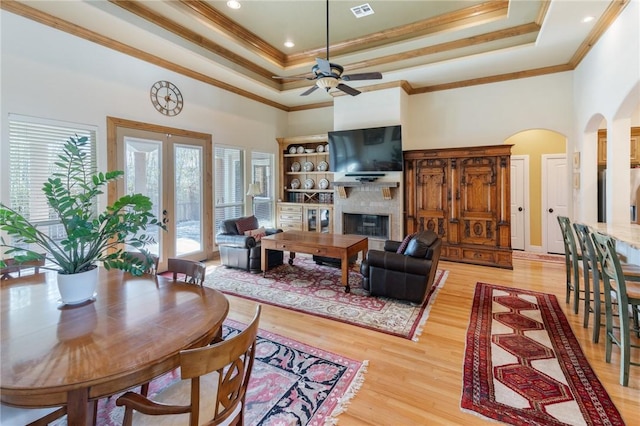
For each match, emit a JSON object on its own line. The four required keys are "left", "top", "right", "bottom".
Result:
{"left": 273, "top": 0, "right": 383, "bottom": 96}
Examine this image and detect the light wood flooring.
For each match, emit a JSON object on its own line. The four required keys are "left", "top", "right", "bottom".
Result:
{"left": 213, "top": 256, "right": 640, "bottom": 425}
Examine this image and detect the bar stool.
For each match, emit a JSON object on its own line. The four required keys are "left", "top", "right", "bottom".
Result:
{"left": 557, "top": 216, "right": 583, "bottom": 314}
{"left": 591, "top": 231, "right": 640, "bottom": 386}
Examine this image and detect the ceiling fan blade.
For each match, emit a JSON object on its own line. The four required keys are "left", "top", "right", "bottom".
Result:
{"left": 336, "top": 83, "right": 361, "bottom": 96}
{"left": 341, "top": 72, "right": 383, "bottom": 81}
{"left": 316, "top": 58, "right": 332, "bottom": 75}
{"left": 272, "top": 75, "right": 314, "bottom": 80}
{"left": 300, "top": 85, "right": 320, "bottom": 96}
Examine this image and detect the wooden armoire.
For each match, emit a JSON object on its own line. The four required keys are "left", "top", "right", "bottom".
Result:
{"left": 404, "top": 145, "right": 513, "bottom": 269}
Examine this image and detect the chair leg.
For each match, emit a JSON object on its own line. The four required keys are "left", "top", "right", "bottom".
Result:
{"left": 565, "top": 257, "right": 571, "bottom": 305}
{"left": 582, "top": 267, "right": 591, "bottom": 329}
{"left": 603, "top": 283, "right": 614, "bottom": 364}
{"left": 618, "top": 301, "right": 631, "bottom": 386}
{"left": 572, "top": 262, "right": 580, "bottom": 315}
{"left": 592, "top": 273, "right": 602, "bottom": 344}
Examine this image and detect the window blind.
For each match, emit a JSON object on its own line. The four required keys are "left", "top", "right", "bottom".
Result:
{"left": 8, "top": 116, "right": 97, "bottom": 225}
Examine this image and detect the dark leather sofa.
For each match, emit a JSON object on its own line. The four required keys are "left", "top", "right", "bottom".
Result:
{"left": 215, "top": 215, "right": 284, "bottom": 274}
{"left": 360, "top": 230, "right": 442, "bottom": 304}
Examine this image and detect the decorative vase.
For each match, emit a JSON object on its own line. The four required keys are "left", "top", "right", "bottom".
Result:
{"left": 57, "top": 266, "right": 98, "bottom": 306}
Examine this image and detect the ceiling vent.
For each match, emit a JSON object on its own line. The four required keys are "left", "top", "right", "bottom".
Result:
{"left": 350, "top": 3, "right": 374, "bottom": 18}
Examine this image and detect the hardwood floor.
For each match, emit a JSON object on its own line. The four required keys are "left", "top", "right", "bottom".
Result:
{"left": 214, "top": 257, "right": 640, "bottom": 425}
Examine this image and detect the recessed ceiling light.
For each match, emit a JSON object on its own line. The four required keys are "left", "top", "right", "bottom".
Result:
{"left": 582, "top": 16, "right": 595, "bottom": 23}
{"left": 284, "top": 41, "right": 295, "bottom": 48}
{"left": 227, "top": 1, "right": 241, "bottom": 10}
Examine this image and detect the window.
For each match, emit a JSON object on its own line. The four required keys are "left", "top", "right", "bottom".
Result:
{"left": 214, "top": 146, "right": 244, "bottom": 232}
{"left": 6, "top": 115, "right": 97, "bottom": 250}
{"left": 250, "top": 151, "right": 275, "bottom": 227}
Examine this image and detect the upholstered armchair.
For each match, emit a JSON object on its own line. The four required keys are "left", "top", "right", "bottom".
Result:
{"left": 215, "top": 215, "right": 284, "bottom": 273}
{"left": 360, "top": 230, "right": 442, "bottom": 304}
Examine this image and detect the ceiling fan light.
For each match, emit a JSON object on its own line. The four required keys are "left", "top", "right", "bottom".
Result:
{"left": 316, "top": 77, "right": 339, "bottom": 90}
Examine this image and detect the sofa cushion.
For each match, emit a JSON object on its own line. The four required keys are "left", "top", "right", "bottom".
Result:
{"left": 396, "top": 232, "right": 418, "bottom": 254}
{"left": 235, "top": 216, "right": 258, "bottom": 234}
{"left": 404, "top": 237, "right": 429, "bottom": 258}
{"left": 244, "top": 227, "right": 266, "bottom": 242}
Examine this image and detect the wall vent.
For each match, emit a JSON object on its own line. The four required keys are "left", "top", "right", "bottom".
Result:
{"left": 350, "top": 3, "right": 374, "bottom": 18}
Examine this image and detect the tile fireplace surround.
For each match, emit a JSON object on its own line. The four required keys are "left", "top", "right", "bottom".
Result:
{"left": 333, "top": 181, "right": 403, "bottom": 250}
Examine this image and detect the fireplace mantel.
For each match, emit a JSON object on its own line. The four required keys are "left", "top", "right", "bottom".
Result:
{"left": 332, "top": 181, "right": 399, "bottom": 200}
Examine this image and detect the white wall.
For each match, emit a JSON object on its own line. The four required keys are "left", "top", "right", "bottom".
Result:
{"left": 0, "top": 11, "right": 288, "bottom": 209}
{"left": 407, "top": 72, "right": 574, "bottom": 151}
{"left": 573, "top": 0, "right": 640, "bottom": 224}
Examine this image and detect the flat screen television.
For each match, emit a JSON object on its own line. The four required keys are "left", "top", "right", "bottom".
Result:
{"left": 328, "top": 125, "right": 403, "bottom": 173}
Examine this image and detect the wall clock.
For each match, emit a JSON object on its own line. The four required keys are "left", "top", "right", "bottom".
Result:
{"left": 150, "top": 80, "right": 183, "bottom": 116}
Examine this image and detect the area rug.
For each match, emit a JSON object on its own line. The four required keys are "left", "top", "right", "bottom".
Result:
{"left": 205, "top": 255, "right": 448, "bottom": 341}
{"left": 54, "top": 319, "right": 367, "bottom": 426}
{"left": 461, "top": 282, "right": 624, "bottom": 425}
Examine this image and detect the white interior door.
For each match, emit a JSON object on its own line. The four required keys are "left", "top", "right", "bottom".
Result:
{"left": 510, "top": 156, "right": 527, "bottom": 250}
{"left": 543, "top": 154, "right": 568, "bottom": 254}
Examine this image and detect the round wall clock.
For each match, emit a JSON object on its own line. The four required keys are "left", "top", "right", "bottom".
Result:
{"left": 150, "top": 80, "right": 183, "bottom": 116}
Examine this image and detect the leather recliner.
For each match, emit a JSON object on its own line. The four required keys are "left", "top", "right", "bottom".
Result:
{"left": 215, "top": 215, "right": 284, "bottom": 274}
{"left": 360, "top": 230, "right": 442, "bottom": 304}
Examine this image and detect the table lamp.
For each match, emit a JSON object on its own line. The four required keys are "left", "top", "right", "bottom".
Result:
{"left": 246, "top": 183, "right": 261, "bottom": 213}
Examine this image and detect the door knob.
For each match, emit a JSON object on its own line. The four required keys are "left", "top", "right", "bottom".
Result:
{"left": 518, "top": 207, "right": 523, "bottom": 212}
{"left": 548, "top": 208, "right": 554, "bottom": 213}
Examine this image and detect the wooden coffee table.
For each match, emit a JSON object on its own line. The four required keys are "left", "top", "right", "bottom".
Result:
{"left": 261, "top": 231, "right": 368, "bottom": 293}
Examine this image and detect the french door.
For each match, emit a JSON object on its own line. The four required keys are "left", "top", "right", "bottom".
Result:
{"left": 107, "top": 118, "right": 212, "bottom": 272}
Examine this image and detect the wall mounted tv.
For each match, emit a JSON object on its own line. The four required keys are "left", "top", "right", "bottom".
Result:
{"left": 328, "top": 125, "right": 403, "bottom": 173}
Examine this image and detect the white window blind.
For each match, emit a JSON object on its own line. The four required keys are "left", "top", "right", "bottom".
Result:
{"left": 8, "top": 116, "right": 97, "bottom": 225}
{"left": 214, "top": 146, "right": 244, "bottom": 231}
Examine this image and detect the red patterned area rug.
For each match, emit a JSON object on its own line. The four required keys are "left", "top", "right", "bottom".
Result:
{"left": 54, "top": 319, "right": 367, "bottom": 426}
{"left": 461, "top": 282, "right": 624, "bottom": 425}
{"left": 205, "top": 255, "right": 448, "bottom": 341}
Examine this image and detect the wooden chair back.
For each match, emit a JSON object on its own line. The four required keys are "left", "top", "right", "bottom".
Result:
{"left": 1, "top": 254, "right": 45, "bottom": 280}
{"left": 125, "top": 251, "right": 159, "bottom": 275}
{"left": 167, "top": 258, "right": 206, "bottom": 286}
{"left": 117, "top": 305, "right": 261, "bottom": 426}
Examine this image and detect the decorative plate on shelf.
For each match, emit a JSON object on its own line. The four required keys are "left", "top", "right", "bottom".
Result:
{"left": 296, "top": 146, "right": 305, "bottom": 154}
{"left": 317, "top": 161, "right": 328, "bottom": 172}
{"left": 288, "top": 146, "right": 297, "bottom": 154}
{"left": 303, "top": 161, "right": 314, "bottom": 172}
{"left": 290, "top": 179, "right": 301, "bottom": 189}
{"left": 290, "top": 161, "right": 301, "bottom": 172}
{"left": 319, "top": 178, "right": 329, "bottom": 189}
{"left": 317, "top": 144, "right": 324, "bottom": 153}
{"left": 325, "top": 144, "right": 329, "bottom": 152}
{"left": 304, "top": 178, "right": 315, "bottom": 189}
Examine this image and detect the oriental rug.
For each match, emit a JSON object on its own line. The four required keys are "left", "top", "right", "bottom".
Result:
{"left": 55, "top": 319, "right": 367, "bottom": 426}
{"left": 461, "top": 282, "right": 624, "bottom": 426}
{"left": 204, "top": 255, "right": 448, "bottom": 341}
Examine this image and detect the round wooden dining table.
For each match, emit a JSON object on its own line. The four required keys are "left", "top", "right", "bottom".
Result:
{"left": 1, "top": 267, "right": 229, "bottom": 425}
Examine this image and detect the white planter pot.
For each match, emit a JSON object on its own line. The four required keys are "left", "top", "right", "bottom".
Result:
{"left": 57, "top": 267, "right": 98, "bottom": 305}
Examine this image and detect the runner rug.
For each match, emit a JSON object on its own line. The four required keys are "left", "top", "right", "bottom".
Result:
{"left": 54, "top": 319, "right": 367, "bottom": 426}
{"left": 205, "top": 255, "right": 448, "bottom": 341}
{"left": 461, "top": 282, "right": 624, "bottom": 425}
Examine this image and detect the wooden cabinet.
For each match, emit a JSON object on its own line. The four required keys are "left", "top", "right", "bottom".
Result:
{"left": 404, "top": 145, "right": 513, "bottom": 269}
{"left": 276, "top": 203, "right": 333, "bottom": 233}
{"left": 598, "top": 128, "right": 640, "bottom": 166}
{"left": 276, "top": 135, "right": 333, "bottom": 232}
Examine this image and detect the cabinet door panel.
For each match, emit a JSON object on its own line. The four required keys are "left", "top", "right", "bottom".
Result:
{"left": 415, "top": 159, "right": 448, "bottom": 239}
{"left": 459, "top": 158, "right": 498, "bottom": 246}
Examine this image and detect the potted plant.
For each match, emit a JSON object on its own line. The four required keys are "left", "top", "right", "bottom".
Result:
{"left": 0, "top": 135, "right": 165, "bottom": 305}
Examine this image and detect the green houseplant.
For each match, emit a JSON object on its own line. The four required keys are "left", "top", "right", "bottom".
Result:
{"left": 0, "top": 135, "right": 165, "bottom": 304}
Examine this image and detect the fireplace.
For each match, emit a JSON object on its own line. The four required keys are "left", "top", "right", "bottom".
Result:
{"left": 332, "top": 177, "right": 403, "bottom": 250}
{"left": 343, "top": 213, "right": 390, "bottom": 239}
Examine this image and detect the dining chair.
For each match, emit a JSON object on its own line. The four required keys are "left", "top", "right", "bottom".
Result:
{"left": 572, "top": 223, "right": 602, "bottom": 341}
{"left": 116, "top": 305, "right": 261, "bottom": 425}
{"left": 0, "top": 404, "right": 66, "bottom": 426}
{"left": 1, "top": 254, "right": 45, "bottom": 280}
{"left": 167, "top": 258, "right": 206, "bottom": 286}
{"left": 557, "top": 216, "right": 583, "bottom": 315}
{"left": 591, "top": 231, "right": 640, "bottom": 386}
{"left": 125, "top": 251, "right": 159, "bottom": 275}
